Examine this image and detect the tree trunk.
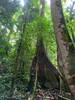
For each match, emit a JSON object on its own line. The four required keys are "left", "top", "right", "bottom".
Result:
{"left": 40, "top": 0, "right": 45, "bottom": 16}
{"left": 50, "top": 0, "right": 75, "bottom": 99}
{"left": 10, "top": 0, "right": 30, "bottom": 97}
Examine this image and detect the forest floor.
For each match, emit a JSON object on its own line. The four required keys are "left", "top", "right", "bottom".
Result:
{"left": 0, "top": 72, "right": 72, "bottom": 100}
{"left": 5, "top": 88, "right": 72, "bottom": 100}
{"left": 0, "top": 72, "right": 73, "bottom": 100}
{"left": 26, "top": 89, "right": 72, "bottom": 100}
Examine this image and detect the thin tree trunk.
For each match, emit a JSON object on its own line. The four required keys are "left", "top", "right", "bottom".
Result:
{"left": 50, "top": 0, "right": 75, "bottom": 99}
{"left": 9, "top": 0, "right": 29, "bottom": 97}
{"left": 40, "top": 0, "right": 45, "bottom": 16}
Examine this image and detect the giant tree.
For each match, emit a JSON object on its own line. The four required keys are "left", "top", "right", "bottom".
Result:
{"left": 50, "top": 0, "right": 75, "bottom": 99}
{"left": 28, "top": 0, "right": 61, "bottom": 94}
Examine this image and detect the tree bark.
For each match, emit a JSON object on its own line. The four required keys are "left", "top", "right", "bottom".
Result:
{"left": 28, "top": 0, "right": 61, "bottom": 90}
{"left": 50, "top": 0, "right": 75, "bottom": 99}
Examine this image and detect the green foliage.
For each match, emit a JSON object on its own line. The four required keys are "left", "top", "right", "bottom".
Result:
{"left": 1, "top": 0, "right": 75, "bottom": 98}
{"left": 36, "top": 17, "right": 57, "bottom": 65}
{"left": 0, "top": 73, "right": 12, "bottom": 99}
{"left": 62, "top": 0, "right": 75, "bottom": 46}
{"left": 23, "top": 16, "right": 57, "bottom": 66}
